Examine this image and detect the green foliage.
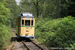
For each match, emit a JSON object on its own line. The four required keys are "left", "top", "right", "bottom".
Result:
{"left": 0, "top": 3, "right": 11, "bottom": 26}
{"left": 61, "top": 0, "right": 75, "bottom": 17}
{"left": 0, "top": 0, "right": 4, "bottom": 3}
{"left": 5, "top": 0, "right": 20, "bottom": 16}
{"left": 35, "top": 16, "right": 75, "bottom": 47}
{"left": 0, "top": 24, "right": 12, "bottom": 46}
{"left": 20, "top": 0, "right": 58, "bottom": 18}
{"left": 5, "top": 0, "right": 20, "bottom": 28}
{"left": 0, "top": 0, "right": 20, "bottom": 49}
{"left": 20, "top": 0, "right": 75, "bottom": 18}
{"left": 69, "top": 43, "right": 75, "bottom": 50}
{"left": 0, "top": 0, "right": 12, "bottom": 49}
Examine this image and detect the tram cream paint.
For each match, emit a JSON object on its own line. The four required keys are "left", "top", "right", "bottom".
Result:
{"left": 20, "top": 27, "right": 34, "bottom": 36}
{"left": 20, "top": 17, "right": 35, "bottom": 36}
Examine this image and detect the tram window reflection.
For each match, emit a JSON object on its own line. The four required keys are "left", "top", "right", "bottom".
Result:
{"left": 25, "top": 20, "right": 30, "bottom": 26}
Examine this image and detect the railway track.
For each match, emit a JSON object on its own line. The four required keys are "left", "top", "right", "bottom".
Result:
{"left": 11, "top": 29, "right": 48, "bottom": 50}
{"left": 22, "top": 41, "right": 43, "bottom": 50}
{"left": 11, "top": 41, "right": 44, "bottom": 50}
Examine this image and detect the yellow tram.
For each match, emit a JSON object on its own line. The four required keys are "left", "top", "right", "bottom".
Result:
{"left": 16, "top": 12, "right": 35, "bottom": 38}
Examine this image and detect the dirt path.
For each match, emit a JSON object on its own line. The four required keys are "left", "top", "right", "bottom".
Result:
{"left": 12, "top": 42, "right": 27, "bottom": 50}
{"left": 6, "top": 28, "right": 17, "bottom": 50}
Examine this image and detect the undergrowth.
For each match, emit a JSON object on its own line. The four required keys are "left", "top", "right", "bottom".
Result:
{"left": 0, "top": 3, "right": 12, "bottom": 50}
{"left": 0, "top": 24, "right": 12, "bottom": 50}
{"left": 35, "top": 16, "right": 75, "bottom": 48}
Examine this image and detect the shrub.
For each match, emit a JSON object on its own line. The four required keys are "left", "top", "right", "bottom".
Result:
{"left": 0, "top": 3, "right": 11, "bottom": 50}
{"left": 35, "top": 16, "right": 75, "bottom": 47}
{"left": 0, "top": 24, "right": 12, "bottom": 50}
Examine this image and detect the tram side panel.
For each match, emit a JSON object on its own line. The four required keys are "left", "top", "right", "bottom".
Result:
{"left": 16, "top": 18, "right": 18, "bottom": 35}
{"left": 16, "top": 17, "right": 21, "bottom": 36}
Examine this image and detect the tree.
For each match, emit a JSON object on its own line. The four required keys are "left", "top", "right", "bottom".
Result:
{"left": 0, "top": 0, "right": 12, "bottom": 49}
{"left": 5, "top": 0, "right": 20, "bottom": 27}
{"left": 20, "top": 0, "right": 75, "bottom": 18}
{"left": 68, "top": 0, "right": 75, "bottom": 17}
{"left": 60, "top": 0, "right": 75, "bottom": 17}
{"left": 32, "top": 0, "right": 39, "bottom": 18}
{"left": 58, "top": 0, "right": 61, "bottom": 18}
{"left": 20, "top": 0, "right": 59, "bottom": 18}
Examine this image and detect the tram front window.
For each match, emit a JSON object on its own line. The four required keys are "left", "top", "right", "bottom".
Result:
{"left": 22, "top": 20, "right": 24, "bottom": 26}
{"left": 25, "top": 20, "right": 30, "bottom": 26}
{"left": 31, "top": 20, "right": 33, "bottom": 26}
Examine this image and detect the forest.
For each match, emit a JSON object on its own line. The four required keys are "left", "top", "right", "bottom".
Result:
{"left": 0, "top": 0, "right": 75, "bottom": 50}
{"left": 0, "top": 0, "right": 20, "bottom": 50}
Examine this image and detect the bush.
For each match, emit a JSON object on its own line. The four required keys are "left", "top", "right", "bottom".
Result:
{"left": 35, "top": 16, "right": 75, "bottom": 47}
{"left": 0, "top": 24, "right": 12, "bottom": 50}
{"left": 69, "top": 43, "right": 75, "bottom": 50}
{"left": 0, "top": 2, "right": 11, "bottom": 50}
{"left": 0, "top": 3, "right": 11, "bottom": 26}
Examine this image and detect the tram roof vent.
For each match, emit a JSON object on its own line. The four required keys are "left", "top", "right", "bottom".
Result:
{"left": 18, "top": 12, "right": 34, "bottom": 17}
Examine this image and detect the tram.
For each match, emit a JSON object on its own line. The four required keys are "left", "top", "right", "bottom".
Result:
{"left": 16, "top": 12, "right": 35, "bottom": 39}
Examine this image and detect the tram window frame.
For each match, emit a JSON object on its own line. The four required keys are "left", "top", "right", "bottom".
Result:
{"left": 22, "top": 20, "right": 24, "bottom": 26}
{"left": 25, "top": 20, "right": 30, "bottom": 26}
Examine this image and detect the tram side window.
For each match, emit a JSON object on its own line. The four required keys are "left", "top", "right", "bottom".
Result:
{"left": 25, "top": 20, "right": 30, "bottom": 26}
{"left": 22, "top": 20, "right": 24, "bottom": 26}
{"left": 31, "top": 20, "right": 33, "bottom": 26}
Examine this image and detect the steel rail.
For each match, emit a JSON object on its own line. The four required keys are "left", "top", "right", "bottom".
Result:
{"left": 22, "top": 41, "right": 44, "bottom": 50}
{"left": 22, "top": 41, "right": 30, "bottom": 50}
{"left": 11, "top": 45, "right": 14, "bottom": 50}
{"left": 31, "top": 41, "right": 44, "bottom": 50}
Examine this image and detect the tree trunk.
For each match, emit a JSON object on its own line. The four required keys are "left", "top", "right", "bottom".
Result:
{"left": 33, "top": 1, "right": 39, "bottom": 18}
{"left": 36, "top": 1, "right": 39, "bottom": 18}
{"left": 41, "top": 0, "right": 47, "bottom": 18}
{"left": 58, "top": 0, "right": 61, "bottom": 18}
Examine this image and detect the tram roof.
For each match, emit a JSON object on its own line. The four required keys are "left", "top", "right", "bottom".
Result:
{"left": 18, "top": 12, "right": 34, "bottom": 17}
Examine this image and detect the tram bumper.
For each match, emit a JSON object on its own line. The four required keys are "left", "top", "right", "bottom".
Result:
{"left": 20, "top": 35, "right": 35, "bottom": 39}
